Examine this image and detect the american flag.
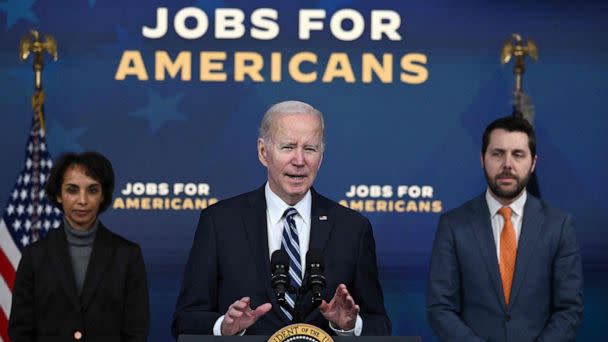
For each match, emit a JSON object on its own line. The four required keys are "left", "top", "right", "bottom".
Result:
{"left": 0, "top": 95, "right": 62, "bottom": 342}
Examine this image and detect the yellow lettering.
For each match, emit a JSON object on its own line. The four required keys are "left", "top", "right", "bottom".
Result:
{"left": 271, "top": 52, "right": 282, "bottom": 82}
{"left": 115, "top": 51, "right": 148, "bottom": 80}
{"left": 395, "top": 200, "right": 405, "bottom": 212}
{"left": 155, "top": 51, "right": 192, "bottom": 81}
{"left": 200, "top": 52, "right": 227, "bottom": 81}
{"left": 113, "top": 198, "right": 125, "bottom": 209}
{"left": 418, "top": 200, "right": 431, "bottom": 212}
{"left": 364, "top": 200, "right": 375, "bottom": 212}
{"left": 171, "top": 198, "right": 181, "bottom": 210}
{"left": 432, "top": 200, "right": 443, "bottom": 213}
{"left": 288, "top": 52, "right": 317, "bottom": 83}
{"left": 376, "top": 200, "right": 387, "bottom": 212}
{"left": 153, "top": 198, "right": 164, "bottom": 209}
{"left": 400, "top": 53, "right": 428, "bottom": 84}
{"left": 234, "top": 52, "right": 264, "bottom": 82}
{"left": 322, "top": 53, "right": 355, "bottom": 83}
{"left": 406, "top": 200, "right": 418, "bottom": 212}
{"left": 362, "top": 53, "right": 393, "bottom": 83}
{"left": 182, "top": 198, "right": 194, "bottom": 210}
{"left": 126, "top": 197, "right": 139, "bottom": 209}
{"left": 349, "top": 200, "right": 364, "bottom": 211}
{"left": 141, "top": 197, "right": 151, "bottom": 210}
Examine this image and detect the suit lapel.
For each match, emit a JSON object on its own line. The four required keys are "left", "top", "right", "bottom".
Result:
{"left": 80, "top": 224, "right": 114, "bottom": 309}
{"left": 48, "top": 227, "right": 80, "bottom": 309}
{"left": 470, "top": 195, "right": 505, "bottom": 307}
{"left": 304, "top": 189, "right": 334, "bottom": 322}
{"left": 308, "top": 189, "right": 334, "bottom": 252}
{"left": 508, "top": 195, "right": 544, "bottom": 307}
{"left": 242, "top": 187, "right": 287, "bottom": 326}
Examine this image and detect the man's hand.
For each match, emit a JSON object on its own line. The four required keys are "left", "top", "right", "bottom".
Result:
{"left": 220, "top": 297, "right": 272, "bottom": 336}
{"left": 319, "top": 284, "right": 360, "bottom": 331}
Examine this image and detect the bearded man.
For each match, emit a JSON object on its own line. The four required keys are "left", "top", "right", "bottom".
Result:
{"left": 426, "top": 116, "right": 583, "bottom": 342}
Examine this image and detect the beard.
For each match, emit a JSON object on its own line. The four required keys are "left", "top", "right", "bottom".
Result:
{"left": 484, "top": 167, "right": 533, "bottom": 200}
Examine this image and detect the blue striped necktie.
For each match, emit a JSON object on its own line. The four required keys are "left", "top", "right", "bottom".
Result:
{"left": 280, "top": 207, "right": 302, "bottom": 320}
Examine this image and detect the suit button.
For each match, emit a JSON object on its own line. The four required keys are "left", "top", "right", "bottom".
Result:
{"left": 74, "top": 331, "right": 83, "bottom": 340}
{"left": 505, "top": 315, "right": 511, "bottom": 322}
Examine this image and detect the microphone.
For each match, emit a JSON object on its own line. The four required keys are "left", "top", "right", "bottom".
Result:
{"left": 305, "top": 249, "right": 326, "bottom": 306}
{"left": 270, "top": 250, "right": 290, "bottom": 306}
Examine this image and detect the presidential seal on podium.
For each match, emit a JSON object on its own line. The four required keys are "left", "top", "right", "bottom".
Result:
{"left": 268, "top": 323, "right": 334, "bottom": 342}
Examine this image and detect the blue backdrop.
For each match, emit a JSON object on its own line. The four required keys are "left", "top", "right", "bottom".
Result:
{"left": 1, "top": 1, "right": 606, "bottom": 340}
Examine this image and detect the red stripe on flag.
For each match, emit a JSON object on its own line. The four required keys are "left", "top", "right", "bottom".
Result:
{"left": 0, "top": 306, "right": 9, "bottom": 342}
{"left": 0, "top": 250, "right": 15, "bottom": 290}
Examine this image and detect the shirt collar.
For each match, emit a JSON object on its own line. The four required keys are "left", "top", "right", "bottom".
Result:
{"left": 265, "top": 182, "right": 312, "bottom": 225}
{"left": 485, "top": 188, "right": 527, "bottom": 218}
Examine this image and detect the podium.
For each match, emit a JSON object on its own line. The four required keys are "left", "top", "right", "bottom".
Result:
{"left": 178, "top": 336, "right": 420, "bottom": 342}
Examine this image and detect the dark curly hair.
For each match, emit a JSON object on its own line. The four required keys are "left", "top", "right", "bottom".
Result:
{"left": 45, "top": 151, "right": 115, "bottom": 213}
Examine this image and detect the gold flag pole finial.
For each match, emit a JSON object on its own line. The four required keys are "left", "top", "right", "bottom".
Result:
{"left": 19, "top": 30, "right": 58, "bottom": 130}
{"left": 20, "top": 29, "right": 58, "bottom": 91}
{"left": 501, "top": 33, "right": 538, "bottom": 92}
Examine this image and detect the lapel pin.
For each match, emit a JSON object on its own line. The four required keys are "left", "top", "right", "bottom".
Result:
{"left": 319, "top": 215, "right": 327, "bottom": 221}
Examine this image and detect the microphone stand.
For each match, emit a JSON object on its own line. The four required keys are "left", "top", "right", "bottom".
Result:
{"left": 290, "top": 284, "right": 323, "bottom": 323}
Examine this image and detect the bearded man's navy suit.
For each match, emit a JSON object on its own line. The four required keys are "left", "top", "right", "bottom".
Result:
{"left": 427, "top": 193, "right": 583, "bottom": 341}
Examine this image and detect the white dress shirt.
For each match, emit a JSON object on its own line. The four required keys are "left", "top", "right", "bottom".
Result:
{"left": 485, "top": 189, "right": 527, "bottom": 261}
{"left": 265, "top": 182, "right": 312, "bottom": 274}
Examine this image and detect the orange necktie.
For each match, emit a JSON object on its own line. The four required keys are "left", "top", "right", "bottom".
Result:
{"left": 499, "top": 207, "right": 517, "bottom": 305}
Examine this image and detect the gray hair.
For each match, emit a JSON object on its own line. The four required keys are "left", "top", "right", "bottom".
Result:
{"left": 258, "top": 100, "right": 325, "bottom": 148}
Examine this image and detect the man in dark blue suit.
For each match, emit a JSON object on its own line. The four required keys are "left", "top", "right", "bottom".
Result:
{"left": 172, "top": 101, "right": 390, "bottom": 337}
{"left": 427, "top": 116, "right": 583, "bottom": 341}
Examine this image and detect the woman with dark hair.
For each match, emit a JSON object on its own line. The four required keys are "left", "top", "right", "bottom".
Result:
{"left": 8, "top": 151, "right": 149, "bottom": 342}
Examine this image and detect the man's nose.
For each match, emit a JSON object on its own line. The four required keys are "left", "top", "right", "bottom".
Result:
{"left": 503, "top": 154, "right": 514, "bottom": 169}
{"left": 291, "top": 149, "right": 305, "bottom": 165}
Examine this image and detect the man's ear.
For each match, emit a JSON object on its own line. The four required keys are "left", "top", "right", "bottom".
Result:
{"left": 531, "top": 154, "right": 538, "bottom": 173}
{"left": 258, "top": 138, "right": 268, "bottom": 167}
